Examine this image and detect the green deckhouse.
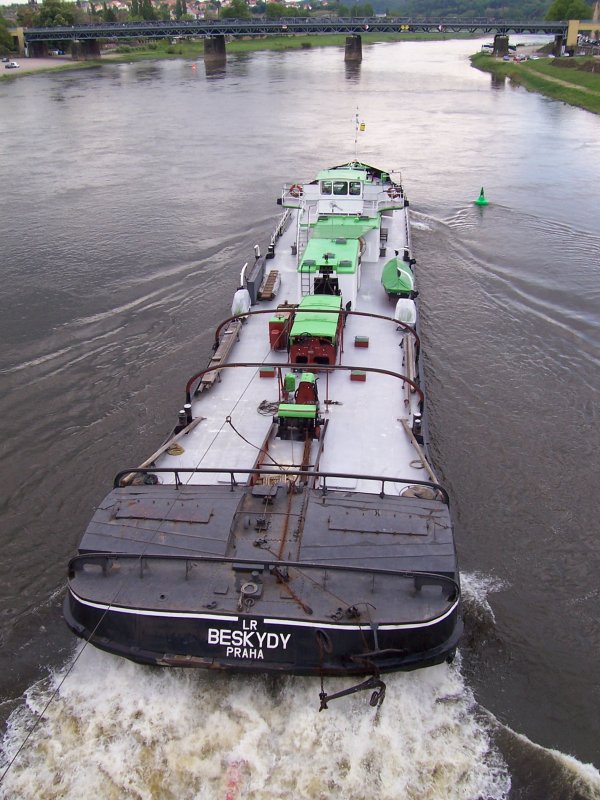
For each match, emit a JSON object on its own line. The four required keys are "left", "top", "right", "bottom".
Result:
{"left": 300, "top": 237, "right": 358, "bottom": 275}
{"left": 289, "top": 295, "right": 343, "bottom": 368}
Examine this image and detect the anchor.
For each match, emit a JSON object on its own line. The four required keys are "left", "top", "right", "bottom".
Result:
{"left": 315, "top": 616, "right": 388, "bottom": 711}
{"left": 318, "top": 675, "right": 386, "bottom": 711}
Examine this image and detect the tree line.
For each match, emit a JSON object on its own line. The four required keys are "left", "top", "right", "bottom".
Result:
{"left": 5, "top": 0, "right": 377, "bottom": 26}
{"left": 1, "top": 0, "right": 593, "bottom": 34}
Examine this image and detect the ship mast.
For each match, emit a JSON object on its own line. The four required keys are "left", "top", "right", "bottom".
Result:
{"left": 353, "top": 108, "right": 365, "bottom": 164}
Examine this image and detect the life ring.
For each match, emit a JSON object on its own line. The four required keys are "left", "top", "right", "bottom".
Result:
{"left": 387, "top": 185, "right": 402, "bottom": 199}
{"left": 289, "top": 184, "right": 304, "bottom": 198}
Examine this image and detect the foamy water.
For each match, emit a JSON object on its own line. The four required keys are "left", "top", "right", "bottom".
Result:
{"left": 2, "top": 574, "right": 599, "bottom": 799}
{"left": 0, "top": 645, "right": 510, "bottom": 800}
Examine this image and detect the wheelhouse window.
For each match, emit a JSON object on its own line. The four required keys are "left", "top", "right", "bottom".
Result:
{"left": 321, "top": 179, "right": 361, "bottom": 197}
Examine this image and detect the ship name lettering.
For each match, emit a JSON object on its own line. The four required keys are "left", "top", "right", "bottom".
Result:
{"left": 207, "top": 627, "right": 291, "bottom": 654}
{"left": 226, "top": 646, "right": 265, "bottom": 659}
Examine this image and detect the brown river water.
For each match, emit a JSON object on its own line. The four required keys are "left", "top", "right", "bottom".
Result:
{"left": 0, "top": 37, "right": 598, "bottom": 799}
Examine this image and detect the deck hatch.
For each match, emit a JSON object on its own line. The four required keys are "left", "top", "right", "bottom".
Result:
{"left": 115, "top": 499, "right": 214, "bottom": 524}
{"left": 327, "top": 509, "right": 429, "bottom": 537}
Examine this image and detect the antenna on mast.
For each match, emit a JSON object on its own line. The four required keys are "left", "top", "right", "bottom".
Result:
{"left": 354, "top": 108, "right": 365, "bottom": 163}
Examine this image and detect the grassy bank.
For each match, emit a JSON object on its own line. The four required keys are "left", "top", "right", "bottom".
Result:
{"left": 470, "top": 51, "right": 600, "bottom": 115}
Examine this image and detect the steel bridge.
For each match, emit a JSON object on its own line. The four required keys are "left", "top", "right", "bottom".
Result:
{"left": 24, "top": 17, "right": 570, "bottom": 44}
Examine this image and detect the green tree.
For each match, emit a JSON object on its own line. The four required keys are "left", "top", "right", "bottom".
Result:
{"left": 174, "top": 0, "right": 182, "bottom": 17}
{"left": 266, "top": 2, "right": 287, "bottom": 17}
{"left": 37, "top": 0, "right": 76, "bottom": 26}
{"left": 16, "top": 4, "right": 40, "bottom": 26}
{"left": 545, "top": 0, "right": 592, "bottom": 18}
{"left": 141, "top": 0, "right": 157, "bottom": 20}
{"left": 221, "top": 0, "right": 251, "bottom": 18}
{"left": 130, "top": 0, "right": 140, "bottom": 16}
{"left": 102, "top": 1, "right": 118, "bottom": 21}
{"left": 0, "top": 13, "right": 14, "bottom": 55}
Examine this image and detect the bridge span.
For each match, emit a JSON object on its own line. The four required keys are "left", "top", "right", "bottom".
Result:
{"left": 22, "top": 17, "right": 583, "bottom": 63}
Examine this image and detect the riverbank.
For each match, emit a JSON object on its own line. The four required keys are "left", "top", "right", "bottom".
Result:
{"left": 470, "top": 51, "right": 600, "bottom": 115}
{"left": 0, "top": 55, "right": 85, "bottom": 76}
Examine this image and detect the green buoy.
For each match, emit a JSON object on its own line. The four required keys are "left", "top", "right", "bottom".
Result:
{"left": 474, "top": 187, "right": 489, "bottom": 206}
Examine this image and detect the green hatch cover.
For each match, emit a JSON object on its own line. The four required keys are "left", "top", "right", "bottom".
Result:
{"left": 278, "top": 403, "right": 318, "bottom": 419}
{"left": 290, "top": 296, "right": 342, "bottom": 342}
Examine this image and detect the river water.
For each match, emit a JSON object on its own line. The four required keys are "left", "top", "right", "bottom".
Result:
{"left": 0, "top": 37, "right": 599, "bottom": 799}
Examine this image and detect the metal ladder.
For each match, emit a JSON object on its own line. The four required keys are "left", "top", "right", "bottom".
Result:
{"left": 300, "top": 266, "right": 312, "bottom": 297}
{"left": 297, "top": 203, "right": 313, "bottom": 296}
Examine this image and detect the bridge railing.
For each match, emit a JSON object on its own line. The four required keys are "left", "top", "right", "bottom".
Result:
{"left": 24, "top": 17, "right": 571, "bottom": 42}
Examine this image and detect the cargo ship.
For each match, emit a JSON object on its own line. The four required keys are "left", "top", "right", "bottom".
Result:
{"left": 64, "top": 160, "right": 462, "bottom": 708}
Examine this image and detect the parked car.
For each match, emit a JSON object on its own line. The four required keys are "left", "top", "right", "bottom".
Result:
{"left": 4, "top": 61, "right": 20, "bottom": 69}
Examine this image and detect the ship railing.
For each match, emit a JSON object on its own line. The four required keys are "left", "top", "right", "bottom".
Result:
{"left": 376, "top": 194, "right": 407, "bottom": 211}
{"left": 282, "top": 184, "right": 307, "bottom": 206}
{"left": 268, "top": 208, "right": 292, "bottom": 256}
{"left": 213, "top": 306, "right": 420, "bottom": 351}
{"left": 403, "top": 203, "right": 412, "bottom": 254}
{"left": 185, "top": 359, "right": 424, "bottom": 409}
{"left": 360, "top": 199, "right": 378, "bottom": 214}
{"left": 113, "top": 465, "right": 449, "bottom": 504}
{"left": 68, "top": 552, "right": 460, "bottom": 607}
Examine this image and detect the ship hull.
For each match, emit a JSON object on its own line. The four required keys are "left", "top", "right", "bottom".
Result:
{"left": 64, "top": 590, "right": 461, "bottom": 675}
{"left": 64, "top": 161, "right": 463, "bottom": 700}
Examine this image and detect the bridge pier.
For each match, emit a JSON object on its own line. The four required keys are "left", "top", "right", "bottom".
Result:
{"left": 345, "top": 35, "right": 362, "bottom": 63}
{"left": 71, "top": 39, "right": 101, "bottom": 60}
{"left": 28, "top": 41, "right": 49, "bottom": 57}
{"left": 204, "top": 35, "right": 226, "bottom": 66}
{"left": 553, "top": 34, "right": 564, "bottom": 56}
{"left": 493, "top": 34, "right": 509, "bottom": 57}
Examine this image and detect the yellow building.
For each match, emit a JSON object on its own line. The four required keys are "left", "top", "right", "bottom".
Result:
{"left": 8, "top": 27, "right": 25, "bottom": 55}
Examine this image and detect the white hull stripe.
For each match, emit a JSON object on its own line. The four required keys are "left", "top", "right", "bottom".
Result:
{"left": 70, "top": 590, "right": 458, "bottom": 632}
{"left": 265, "top": 600, "right": 459, "bottom": 630}
{"left": 71, "top": 591, "right": 239, "bottom": 623}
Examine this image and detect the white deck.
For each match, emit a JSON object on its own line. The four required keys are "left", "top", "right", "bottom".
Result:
{"left": 153, "top": 184, "right": 431, "bottom": 497}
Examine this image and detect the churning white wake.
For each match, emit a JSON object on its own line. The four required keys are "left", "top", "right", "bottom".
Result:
{"left": 0, "top": 645, "right": 510, "bottom": 800}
